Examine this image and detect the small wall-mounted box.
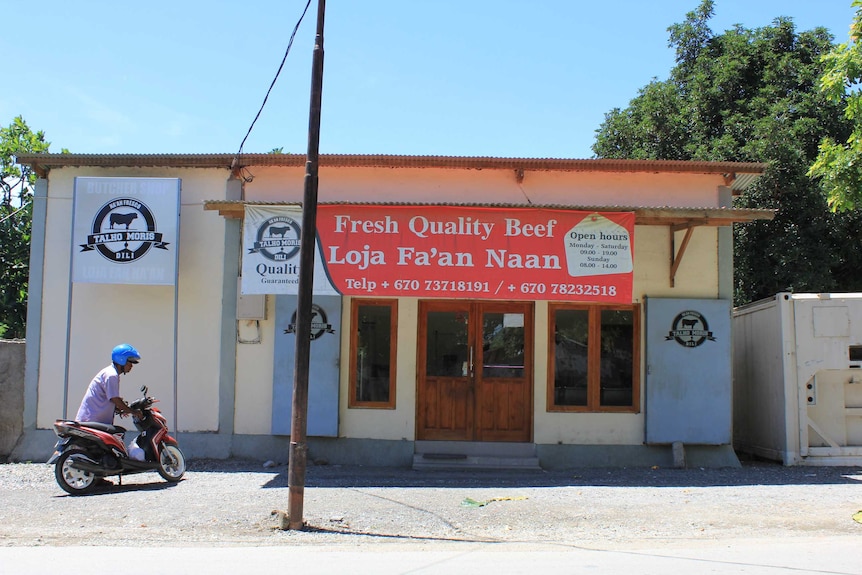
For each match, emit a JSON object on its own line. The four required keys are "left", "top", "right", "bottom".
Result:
{"left": 236, "top": 278, "right": 266, "bottom": 320}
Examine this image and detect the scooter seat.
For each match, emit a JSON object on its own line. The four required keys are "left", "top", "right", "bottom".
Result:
{"left": 78, "top": 421, "right": 126, "bottom": 435}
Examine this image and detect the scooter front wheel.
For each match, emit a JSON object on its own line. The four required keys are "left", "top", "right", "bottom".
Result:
{"left": 54, "top": 449, "right": 97, "bottom": 495}
{"left": 157, "top": 443, "right": 186, "bottom": 482}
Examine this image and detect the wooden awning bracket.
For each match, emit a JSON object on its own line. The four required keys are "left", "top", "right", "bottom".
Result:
{"left": 723, "top": 172, "right": 736, "bottom": 187}
{"left": 670, "top": 223, "right": 696, "bottom": 287}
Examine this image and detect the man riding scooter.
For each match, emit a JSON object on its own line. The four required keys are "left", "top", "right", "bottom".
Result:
{"left": 50, "top": 342, "right": 186, "bottom": 494}
{"left": 76, "top": 343, "right": 143, "bottom": 425}
{"left": 73, "top": 343, "right": 143, "bottom": 485}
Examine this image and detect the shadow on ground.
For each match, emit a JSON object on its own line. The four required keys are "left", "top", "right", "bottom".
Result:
{"left": 186, "top": 458, "right": 862, "bottom": 489}
{"left": 53, "top": 479, "right": 181, "bottom": 498}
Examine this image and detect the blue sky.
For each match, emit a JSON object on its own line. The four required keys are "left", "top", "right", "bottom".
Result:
{"left": 2, "top": 1, "right": 857, "bottom": 159}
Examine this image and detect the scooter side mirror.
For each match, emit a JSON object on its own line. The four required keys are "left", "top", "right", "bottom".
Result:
{"left": 140, "top": 385, "right": 148, "bottom": 396}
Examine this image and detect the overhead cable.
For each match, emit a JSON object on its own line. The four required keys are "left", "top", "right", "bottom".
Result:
{"left": 232, "top": 0, "right": 313, "bottom": 181}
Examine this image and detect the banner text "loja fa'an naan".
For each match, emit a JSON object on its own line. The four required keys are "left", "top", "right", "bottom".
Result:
{"left": 327, "top": 214, "right": 563, "bottom": 271}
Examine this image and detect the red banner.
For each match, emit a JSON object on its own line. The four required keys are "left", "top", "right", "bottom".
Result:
{"left": 315, "top": 205, "right": 634, "bottom": 302}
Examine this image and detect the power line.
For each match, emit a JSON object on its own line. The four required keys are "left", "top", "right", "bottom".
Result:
{"left": 232, "top": 0, "right": 313, "bottom": 181}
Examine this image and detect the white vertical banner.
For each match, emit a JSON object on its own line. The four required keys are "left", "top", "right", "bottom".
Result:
{"left": 72, "top": 177, "right": 180, "bottom": 285}
{"left": 241, "top": 204, "right": 339, "bottom": 295}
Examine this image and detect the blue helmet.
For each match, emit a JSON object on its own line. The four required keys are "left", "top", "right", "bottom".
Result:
{"left": 111, "top": 344, "right": 141, "bottom": 366}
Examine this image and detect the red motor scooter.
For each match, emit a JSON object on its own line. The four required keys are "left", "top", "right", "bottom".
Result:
{"left": 48, "top": 385, "right": 186, "bottom": 495}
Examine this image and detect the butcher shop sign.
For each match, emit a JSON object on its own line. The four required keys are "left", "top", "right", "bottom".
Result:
{"left": 241, "top": 205, "right": 340, "bottom": 296}
{"left": 72, "top": 177, "right": 180, "bottom": 286}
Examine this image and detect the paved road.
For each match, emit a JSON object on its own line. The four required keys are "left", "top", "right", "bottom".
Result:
{"left": 3, "top": 539, "right": 862, "bottom": 574}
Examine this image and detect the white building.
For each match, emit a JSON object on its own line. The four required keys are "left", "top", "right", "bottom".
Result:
{"left": 13, "top": 153, "right": 772, "bottom": 468}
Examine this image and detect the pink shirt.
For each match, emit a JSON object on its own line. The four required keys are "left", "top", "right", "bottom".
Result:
{"left": 75, "top": 365, "right": 121, "bottom": 424}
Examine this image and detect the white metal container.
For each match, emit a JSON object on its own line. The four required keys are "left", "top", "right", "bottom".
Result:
{"left": 733, "top": 293, "right": 862, "bottom": 465}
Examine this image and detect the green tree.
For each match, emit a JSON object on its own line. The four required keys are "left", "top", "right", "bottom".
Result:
{"left": 808, "top": 0, "right": 862, "bottom": 211}
{"left": 0, "top": 116, "right": 51, "bottom": 339}
{"left": 593, "top": 0, "right": 860, "bottom": 305}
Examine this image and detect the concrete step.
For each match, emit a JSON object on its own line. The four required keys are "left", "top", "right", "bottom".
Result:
{"left": 412, "top": 441, "right": 542, "bottom": 470}
{"left": 412, "top": 453, "right": 542, "bottom": 470}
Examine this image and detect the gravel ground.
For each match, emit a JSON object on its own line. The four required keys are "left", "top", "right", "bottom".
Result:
{"left": 2, "top": 458, "right": 862, "bottom": 550}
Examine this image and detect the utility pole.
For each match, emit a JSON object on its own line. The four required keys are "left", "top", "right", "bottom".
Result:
{"left": 287, "top": 0, "right": 325, "bottom": 531}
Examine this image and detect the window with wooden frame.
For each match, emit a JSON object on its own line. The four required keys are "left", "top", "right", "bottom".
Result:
{"left": 349, "top": 299, "right": 397, "bottom": 409}
{"left": 548, "top": 303, "right": 640, "bottom": 412}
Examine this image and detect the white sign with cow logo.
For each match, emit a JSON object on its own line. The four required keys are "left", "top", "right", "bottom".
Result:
{"left": 240, "top": 205, "right": 339, "bottom": 295}
{"left": 72, "top": 177, "right": 180, "bottom": 285}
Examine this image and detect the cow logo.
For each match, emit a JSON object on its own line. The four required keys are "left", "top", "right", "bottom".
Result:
{"left": 284, "top": 304, "right": 335, "bottom": 340}
{"left": 248, "top": 216, "right": 301, "bottom": 262}
{"left": 80, "top": 198, "right": 169, "bottom": 263}
{"left": 665, "top": 310, "right": 716, "bottom": 348}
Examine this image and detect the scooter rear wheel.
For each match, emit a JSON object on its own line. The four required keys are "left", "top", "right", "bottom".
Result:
{"left": 54, "top": 448, "right": 98, "bottom": 495}
{"left": 157, "top": 443, "right": 186, "bottom": 482}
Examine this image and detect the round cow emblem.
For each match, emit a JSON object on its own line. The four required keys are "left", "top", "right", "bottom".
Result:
{"left": 81, "top": 198, "right": 168, "bottom": 263}
{"left": 665, "top": 310, "right": 716, "bottom": 348}
{"left": 250, "top": 216, "right": 302, "bottom": 262}
{"left": 284, "top": 304, "right": 336, "bottom": 340}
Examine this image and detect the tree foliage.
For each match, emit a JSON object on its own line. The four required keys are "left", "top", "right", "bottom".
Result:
{"left": 593, "top": 0, "right": 861, "bottom": 305}
{"left": 808, "top": 0, "right": 862, "bottom": 211}
{"left": 0, "top": 116, "right": 50, "bottom": 339}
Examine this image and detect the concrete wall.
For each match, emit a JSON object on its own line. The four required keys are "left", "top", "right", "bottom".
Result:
{"left": 0, "top": 340, "right": 25, "bottom": 459}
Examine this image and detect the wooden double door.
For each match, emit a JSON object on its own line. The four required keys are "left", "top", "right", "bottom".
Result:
{"left": 417, "top": 300, "right": 533, "bottom": 442}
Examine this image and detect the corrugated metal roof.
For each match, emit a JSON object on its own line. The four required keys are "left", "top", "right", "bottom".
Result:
{"left": 15, "top": 153, "right": 766, "bottom": 190}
